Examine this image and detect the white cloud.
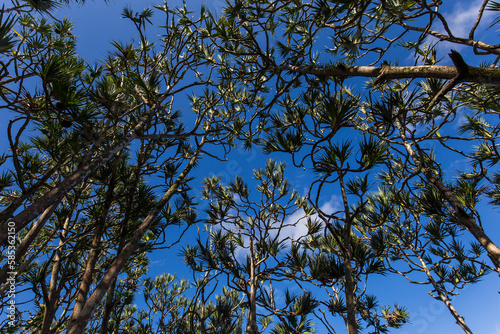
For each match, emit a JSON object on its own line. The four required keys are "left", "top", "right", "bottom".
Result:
{"left": 318, "top": 194, "right": 343, "bottom": 217}
{"left": 423, "top": 0, "right": 496, "bottom": 57}
{"left": 280, "top": 194, "right": 343, "bottom": 242}
{"left": 215, "top": 195, "right": 343, "bottom": 262}
{"left": 443, "top": 0, "right": 484, "bottom": 38}
{"left": 280, "top": 208, "right": 310, "bottom": 240}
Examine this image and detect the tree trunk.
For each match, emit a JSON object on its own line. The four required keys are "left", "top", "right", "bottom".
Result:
{"left": 245, "top": 238, "right": 258, "bottom": 334}
{"left": 70, "top": 219, "right": 105, "bottom": 326}
{"left": 98, "top": 277, "right": 118, "bottom": 334}
{"left": 41, "top": 213, "right": 71, "bottom": 333}
{"left": 417, "top": 254, "right": 473, "bottom": 334}
{"left": 339, "top": 174, "right": 358, "bottom": 334}
{"left": 66, "top": 142, "right": 204, "bottom": 334}
{"left": 394, "top": 118, "right": 500, "bottom": 274}
{"left": 343, "top": 258, "right": 358, "bottom": 334}
{"left": 69, "top": 159, "right": 120, "bottom": 331}
{"left": 428, "top": 175, "right": 500, "bottom": 272}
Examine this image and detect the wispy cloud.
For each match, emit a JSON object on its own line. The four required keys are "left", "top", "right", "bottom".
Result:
{"left": 280, "top": 194, "right": 343, "bottom": 242}
{"left": 443, "top": 0, "right": 485, "bottom": 38}
{"left": 219, "top": 195, "right": 343, "bottom": 261}
{"left": 423, "top": 0, "right": 496, "bottom": 57}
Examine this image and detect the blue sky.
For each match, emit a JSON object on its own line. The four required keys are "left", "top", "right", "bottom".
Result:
{"left": 12, "top": 0, "right": 500, "bottom": 332}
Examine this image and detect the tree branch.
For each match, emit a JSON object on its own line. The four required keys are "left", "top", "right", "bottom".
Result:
{"left": 275, "top": 61, "right": 500, "bottom": 85}
{"left": 426, "top": 49, "right": 469, "bottom": 112}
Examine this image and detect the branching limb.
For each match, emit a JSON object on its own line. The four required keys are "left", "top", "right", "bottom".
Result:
{"left": 426, "top": 49, "right": 469, "bottom": 112}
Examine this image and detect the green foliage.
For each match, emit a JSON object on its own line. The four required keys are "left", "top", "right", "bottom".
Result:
{"left": 0, "top": 10, "right": 15, "bottom": 53}
{"left": 270, "top": 291, "right": 318, "bottom": 334}
{"left": 2, "top": 0, "right": 500, "bottom": 333}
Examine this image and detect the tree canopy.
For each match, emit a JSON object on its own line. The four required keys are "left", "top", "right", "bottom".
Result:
{"left": 1, "top": 0, "right": 500, "bottom": 333}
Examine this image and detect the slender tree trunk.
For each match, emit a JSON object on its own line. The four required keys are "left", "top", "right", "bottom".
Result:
{"left": 100, "top": 188, "right": 130, "bottom": 334}
{"left": 66, "top": 139, "right": 205, "bottom": 334}
{"left": 71, "top": 160, "right": 119, "bottom": 328}
{"left": 416, "top": 254, "right": 473, "bottom": 334}
{"left": 394, "top": 118, "right": 500, "bottom": 274}
{"left": 41, "top": 213, "right": 71, "bottom": 333}
{"left": 71, "top": 219, "right": 106, "bottom": 323}
{"left": 339, "top": 174, "right": 358, "bottom": 334}
{"left": 343, "top": 258, "right": 358, "bottom": 334}
{"left": 99, "top": 150, "right": 146, "bottom": 334}
{"left": 246, "top": 238, "right": 258, "bottom": 334}
{"left": 98, "top": 277, "right": 118, "bottom": 334}
{"left": 428, "top": 175, "right": 500, "bottom": 272}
